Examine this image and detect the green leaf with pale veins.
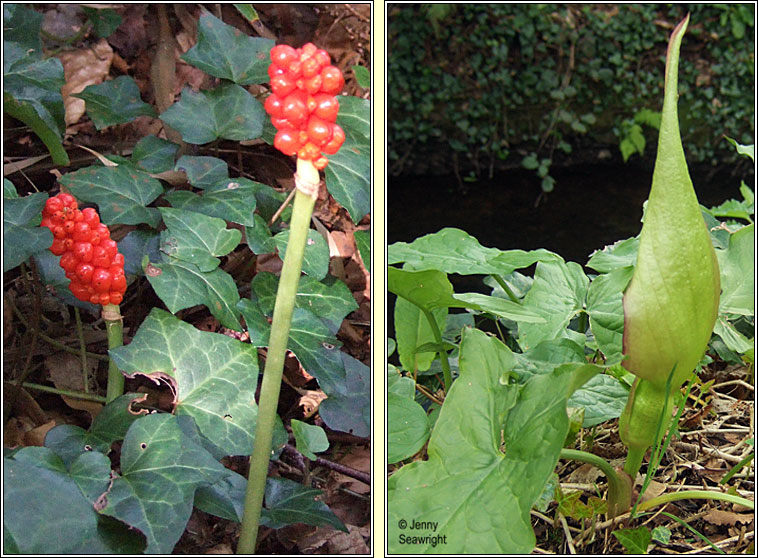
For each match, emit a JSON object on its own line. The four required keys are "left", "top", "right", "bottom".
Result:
{"left": 251, "top": 271, "right": 358, "bottom": 334}
{"left": 622, "top": 15, "right": 720, "bottom": 389}
{"left": 262, "top": 477, "right": 347, "bottom": 531}
{"left": 354, "top": 229, "right": 370, "bottom": 271}
{"left": 181, "top": 13, "right": 273, "bottom": 85}
{"left": 143, "top": 257, "right": 242, "bottom": 331}
{"left": 74, "top": 76, "right": 156, "bottom": 130}
{"left": 389, "top": 227, "right": 560, "bottom": 275}
{"left": 159, "top": 207, "right": 241, "bottom": 272}
{"left": 274, "top": 229, "right": 330, "bottom": 280}
{"left": 319, "top": 353, "right": 370, "bottom": 437}
{"left": 160, "top": 83, "right": 265, "bottom": 144}
{"left": 3, "top": 192, "right": 52, "bottom": 271}
{"left": 109, "top": 309, "right": 276, "bottom": 456}
{"left": 44, "top": 393, "right": 147, "bottom": 467}
{"left": 59, "top": 164, "right": 163, "bottom": 227}
{"left": 325, "top": 143, "right": 370, "bottom": 225}
{"left": 99, "top": 414, "right": 227, "bottom": 553}
{"left": 388, "top": 328, "right": 579, "bottom": 553}
{"left": 164, "top": 183, "right": 258, "bottom": 227}
{"left": 4, "top": 447, "right": 145, "bottom": 553}
{"left": 174, "top": 155, "right": 230, "bottom": 189}
{"left": 132, "top": 135, "right": 179, "bottom": 173}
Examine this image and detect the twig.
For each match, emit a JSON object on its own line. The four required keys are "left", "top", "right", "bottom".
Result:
{"left": 268, "top": 187, "right": 296, "bottom": 227}
{"left": 281, "top": 444, "right": 370, "bottom": 485}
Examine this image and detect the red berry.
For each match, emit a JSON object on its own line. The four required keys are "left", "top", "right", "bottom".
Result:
{"left": 322, "top": 124, "right": 345, "bottom": 154}
{"left": 304, "top": 74, "right": 322, "bottom": 95}
{"left": 44, "top": 197, "right": 63, "bottom": 216}
{"left": 320, "top": 66, "right": 344, "bottom": 94}
{"left": 282, "top": 90, "right": 308, "bottom": 128}
{"left": 112, "top": 253, "right": 124, "bottom": 267}
{"left": 286, "top": 60, "right": 302, "bottom": 80}
{"left": 300, "top": 43, "right": 317, "bottom": 59}
{"left": 60, "top": 252, "right": 78, "bottom": 272}
{"left": 271, "top": 74, "right": 296, "bottom": 97}
{"left": 72, "top": 242, "right": 93, "bottom": 263}
{"left": 72, "top": 222, "right": 90, "bottom": 242}
{"left": 302, "top": 56, "right": 321, "bottom": 78}
{"left": 314, "top": 49, "right": 331, "bottom": 68}
{"left": 91, "top": 246, "right": 110, "bottom": 268}
{"left": 270, "top": 44, "right": 298, "bottom": 68}
{"left": 313, "top": 94, "right": 339, "bottom": 121}
{"left": 58, "top": 193, "right": 77, "bottom": 208}
{"left": 307, "top": 116, "right": 332, "bottom": 146}
{"left": 50, "top": 238, "right": 67, "bottom": 256}
{"left": 81, "top": 207, "right": 99, "bottom": 226}
{"left": 53, "top": 226, "right": 67, "bottom": 239}
{"left": 264, "top": 94, "right": 284, "bottom": 118}
{"left": 75, "top": 263, "right": 94, "bottom": 283}
{"left": 297, "top": 142, "right": 321, "bottom": 161}
{"left": 313, "top": 156, "right": 329, "bottom": 170}
{"left": 92, "top": 269, "right": 112, "bottom": 293}
{"left": 108, "top": 293, "right": 123, "bottom": 305}
{"left": 274, "top": 129, "right": 302, "bottom": 156}
{"left": 69, "top": 282, "right": 91, "bottom": 302}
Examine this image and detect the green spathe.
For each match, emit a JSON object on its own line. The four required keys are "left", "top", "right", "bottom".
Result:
{"left": 622, "top": 14, "right": 720, "bottom": 389}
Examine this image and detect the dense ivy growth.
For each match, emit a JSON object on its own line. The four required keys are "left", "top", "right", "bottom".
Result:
{"left": 388, "top": 4, "right": 754, "bottom": 183}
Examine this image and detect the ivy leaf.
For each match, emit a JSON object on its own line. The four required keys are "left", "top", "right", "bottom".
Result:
{"left": 262, "top": 477, "right": 347, "bottom": 531}
{"left": 613, "top": 526, "right": 651, "bottom": 554}
{"left": 59, "top": 164, "right": 163, "bottom": 227}
{"left": 3, "top": 54, "right": 69, "bottom": 165}
{"left": 291, "top": 419, "right": 329, "bottom": 460}
{"left": 74, "top": 76, "right": 156, "bottom": 130}
{"left": 319, "top": 353, "right": 371, "bottom": 437}
{"left": 181, "top": 12, "right": 273, "bottom": 85}
{"left": 164, "top": 183, "right": 258, "bottom": 227}
{"left": 274, "top": 229, "right": 330, "bottom": 280}
{"left": 159, "top": 207, "right": 242, "bottom": 272}
{"left": 3, "top": 447, "right": 146, "bottom": 553}
{"left": 161, "top": 84, "right": 265, "bottom": 144}
{"left": 81, "top": 6, "right": 122, "bottom": 38}
{"left": 44, "top": 394, "right": 147, "bottom": 467}
{"left": 99, "top": 414, "right": 227, "bottom": 553}
{"left": 131, "top": 135, "right": 179, "bottom": 173}
{"left": 251, "top": 271, "right": 358, "bottom": 334}
{"left": 3, "top": 192, "right": 51, "bottom": 271}
{"left": 143, "top": 257, "right": 242, "bottom": 331}
{"left": 354, "top": 229, "right": 370, "bottom": 271}
{"left": 174, "top": 155, "right": 230, "bottom": 189}
{"left": 109, "top": 309, "right": 280, "bottom": 456}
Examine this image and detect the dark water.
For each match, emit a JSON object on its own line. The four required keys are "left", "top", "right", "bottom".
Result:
{"left": 388, "top": 162, "right": 742, "bottom": 264}
{"left": 386, "top": 162, "right": 748, "bottom": 341}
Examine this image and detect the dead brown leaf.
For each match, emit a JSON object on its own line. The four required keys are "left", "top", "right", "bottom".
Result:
{"left": 23, "top": 419, "right": 57, "bottom": 447}
{"left": 703, "top": 509, "right": 754, "bottom": 526}
{"left": 59, "top": 38, "right": 114, "bottom": 127}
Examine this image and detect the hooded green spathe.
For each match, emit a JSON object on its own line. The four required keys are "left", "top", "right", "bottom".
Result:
{"left": 622, "top": 14, "right": 720, "bottom": 388}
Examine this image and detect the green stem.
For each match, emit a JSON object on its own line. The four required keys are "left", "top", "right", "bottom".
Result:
{"left": 624, "top": 446, "right": 646, "bottom": 478}
{"left": 636, "top": 490, "right": 754, "bottom": 513}
{"left": 492, "top": 274, "right": 520, "bottom": 303}
{"left": 560, "top": 449, "right": 632, "bottom": 518}
{"left": 103, "top": 304, "right": 124, "bottom": 403}
{"left": 21, "top": 381, "right": 106, "bottom": 402}
{"left": 422, "top": 308, "right": 452, "bottom": 392}
{"left": 238, "top": 159, "right": 319, "bottom": 554}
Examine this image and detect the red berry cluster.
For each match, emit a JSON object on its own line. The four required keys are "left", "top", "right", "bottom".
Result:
{"left": 264, "top": 42, "right": 345, "bottom": 170}
{"left": 40, "top": 192, "right": 126, "bottom": 306}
